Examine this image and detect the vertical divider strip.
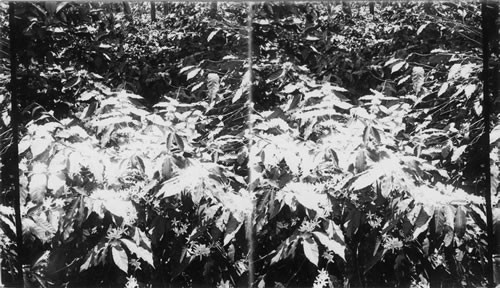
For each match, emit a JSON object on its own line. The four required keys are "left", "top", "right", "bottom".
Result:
{"left": 246, "top": 3, "right": 255, "bottom": 287}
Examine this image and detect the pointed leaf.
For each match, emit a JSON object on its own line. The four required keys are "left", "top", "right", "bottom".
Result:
{"left": 447, "top": 64, "right": 461, "bottom": 81}
{"left": 179, "top": 65, "right": 195, "bottom": 74}
{"left": 302, "top": 236, "right": 319, "bottom": 266}
{"left": 207, "top": 29, "right": 220, "bottom": 42}
{"left": 354, "top": 149, "right": 367, "bottom": 172}
{"left": 434, "top": 205, "right": 445, "bottom": 236}
{"left": 413, "top": 205, "right": 434, "bottom": 239}
{"left": 111, "top": 246, "right": 128, "bottom": 274}
{"left": 438, "top": 82, "right": 449, "bottom": 97}
{"left": 312, "top": 231, "right": 345, "bottom": 260}
{"left": 416, "top": 22, "right": 429, "bottom": 35}
{"left": 120, "top": 238, "right": 154, "bottom": 267}
{"left": 451, "top": 145, "right": 467, "bottom": 163}
{"left": 223, "top": 214, "right": 242, "bottom": 246}
{"left": 29, "top": 171, "right": 47, "bottom": 203}
{"left": 186, "top": 68, "right": 201, "bottom": 81}
{"left": 31, "top": 137, "right": 52, "bottom": 158}
{"left": 391, "top": 61, "right": 406, "bottom": 74}
{"left": 174, "top": 133, "right": 185, "bottom": 151}
{"left": 351, "top": 169, "right": 382, "bottom": 191}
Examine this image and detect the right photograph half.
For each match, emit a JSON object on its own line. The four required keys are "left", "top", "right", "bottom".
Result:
{"left": 249, "top": 2, "right": 494, "bottom": 287}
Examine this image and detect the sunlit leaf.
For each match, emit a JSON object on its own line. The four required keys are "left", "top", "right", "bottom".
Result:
{"left": 120, "top": 238, "right": 154, "bottom": 267}
{"left": 223, "top": 214, "right": 242, "bottom": 246}
{"left": 111, "top": 246, "right": 128, "bottom": 274}
{"left": 29, "top": 163, "right": 48, "bottom": 203}
{"left": 491, "top": 125, "right": 500, "bottom": 144}
{"left": 447, "top": 64, "right": 461, "bottom": 81}
{"left": 416, "top": 22, "right": 429, "bottom": 35}
{"left": 391, "top": 61, "right": 406, "bottom": 74}
{"left": 438, "top": 82, "right": 449, "bottom": 97}
{"left": 464, "top": 84, "right": 477, "bottom": 99}
{"left": 186, "top": 68, "right": 201, "bottom": 81}
{"left": 384, "top": 58, "right": 400, "bottom": 67}
{"left": 31, "top": 136, "right": 53, "bottom": 158}
{"left": 451, "top": 145, "right": 467, "bottom": 163}
{"left": 312, "top": 231, "right": 345, "bottom": 261}
{"left": 179, "top": 65, "right": 195, "bottom": 74}
{"left": 207, "top": 29, "right": 220, "bottom": 42}
{"left": 413, "top": 204, "right": 434, "bottom": 239}
{"left": 191, "top": 81, "right": 204, "bottom": 92}
{"left": 302, "top": 236, "right": 319, "bottom": 266}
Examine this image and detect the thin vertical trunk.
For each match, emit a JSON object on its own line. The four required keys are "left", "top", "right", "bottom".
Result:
{"left": 481, "top": 1, "right": 499, "bottom": 286}
{"left": 369, "top": 2, "right": 375, "bottom": 15}
{"left": 209, "top": 2, "right": 217, "bottom": 19}
{"left": 342, "top": 1, "right": 352, "bottom": 17}
{"left": 162, "top": 2, "right": 171, "bottom": 15}
{"left": 123, "top": 2, "right": 132, "bottom": 21}
{"left": 151, "top": 2, "right": 156, "bottom": 22}
{"left": 7, "top": 2, "right": 23, "bottom": 284}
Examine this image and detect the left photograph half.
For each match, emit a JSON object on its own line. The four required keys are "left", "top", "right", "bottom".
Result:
{"left": 0, "top": 2, "right": 251, "bottom": 287}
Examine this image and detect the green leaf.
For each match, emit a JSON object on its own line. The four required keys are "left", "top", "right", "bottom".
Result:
{"left": 351, "top": 169, "right": 382, "bottom": 191}
{"left": 302, "top": 236, "right": 319, "bottom": 266}
{"left": 111, "top": 245, "right": 128, "bottom": 274}
{"left": 447, "top": 64, "right": 461, "bottom": 81}
{"left": 286, "top": 94, "right": 302, "bottom": 111}
{"left": 391, "top": 61, "right": 406, "bottom": 74}
{"left": 161, "top": 156, "right": 173, "bottom": 180}
{"left": 416, "top": 22, "right": 429, "bottom": 35}
{"left": 80, "top": 249, "right": 96, "bottom": 272}
{"left": 271, "top": 234, "right": 299, "bottom": 265}
{"left": 191, "top": 81, "right": 204, "bottom": 92}
{"left": 174, "top": 133, "right": 185, "bottom": 151}
{"left": 64, "top": 76, "right": 80, "bottom": 89}
{"left": 384, "top": 58, "right": 400, "bottom": 67}
{"left": 179, "top": 65, "right": 195, "bottom": 74}
{"left": 120, "top": 238, "right": 154, "bottom": 267}
{"left": 29, "top": 169, "right": 47, "bottom": 203}
{"left": 31, "top": 136, "right": 52, "bottom": 159}
{"left": 207, "top": 29, "right": 220, "bottom": 42}
{"left": 223, "top": 214, "right": 242, "bottom": 246}
{"left": 354, "top": 149, "right": 367, "bottom": 173}
{"left": 454, "top": 206, "right": 466, "bottom": 238}
{"left": 434, "top": 205, "right": 445, "bottom": 236}
{"left": 186, "top": 68, "right": 201, "bottom": 81}
{"left": 451, "top": 145, "right": 467, "bottom": 163}
{"left": 345, "top": 209, "right": 361, "bottom": 238}
{"left": 491, "top": 125, "right": 500, "bottom": 144}
{"left": 464, "top": 84, "right": 477, "bottom": 99}
{"left": 166, "top": 132, "right": 174, "bottom": 152}
{"left": 312, "top": 231, "right": 345, "bottom": 261}
{"left": 371, "top": 127, "right": 381, "bottom": 144}
{"left": 413, "top": 205, "right": 434, "bottom": 239}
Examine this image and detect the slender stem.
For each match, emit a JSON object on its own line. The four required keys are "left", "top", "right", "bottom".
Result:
{"left": 481, "top": 1, "right": 494, "bottom": 287}
{"left": 285, "top": 259, "right": 305, "bottom": 287}
{"left": 247, "top": 3, "right": 255, "bottom": 287}
{"left": 0, "top": 256, "right": 4, "bottom": 288}
{"left": 8, "top": 2, "right": 24, "bottom": 283}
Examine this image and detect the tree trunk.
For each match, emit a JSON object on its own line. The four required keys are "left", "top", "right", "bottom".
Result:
{"left": 162, "top": 2, "right": 171, "bottom": 15}
{"left": 123, "top": 2, "right": 132, "bottom": 21}
{"left": 209, "top": 2, "right": 217, "bottom": 19}
{"left": 369, "top": 2, "right": 375, "bottom": 15}
{"left": 151, "top": 2, "right": 156, "bottom": 22}
{"left": 6, "top": 2, "right": 24, "bottom": 284}
{"left": 342, "top": 2, "right": 352, "bottom": 17}
{"left": 481, "top": 1, "right": 500, "bottom": 286}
